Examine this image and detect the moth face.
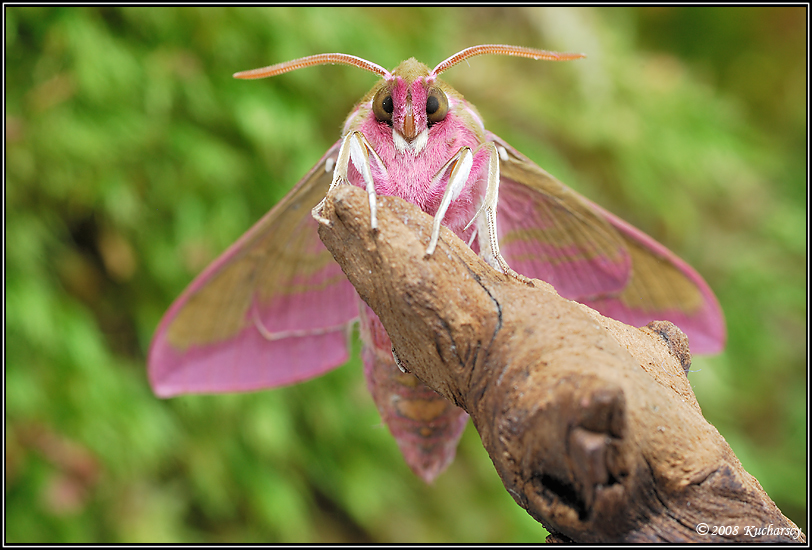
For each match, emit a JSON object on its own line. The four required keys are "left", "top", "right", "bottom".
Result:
{"left": 371, "top": 76, "right": 450, "bottom": 152}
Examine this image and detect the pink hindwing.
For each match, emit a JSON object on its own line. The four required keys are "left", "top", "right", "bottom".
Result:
{"left": 148, "top": 142, "right": 360, "bottom": 397}
{"left": 492, "top": 135, "right": 726, "bottom": 353}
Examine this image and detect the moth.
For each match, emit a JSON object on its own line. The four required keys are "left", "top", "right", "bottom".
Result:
{"left": 148, "top": 45, "right": 726, "bottom": 483}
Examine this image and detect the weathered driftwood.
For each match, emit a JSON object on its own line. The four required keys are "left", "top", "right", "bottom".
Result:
{"left": 316, "top": 185, "right": 805, "bottom": 544}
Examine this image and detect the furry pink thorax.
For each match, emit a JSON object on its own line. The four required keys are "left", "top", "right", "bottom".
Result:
{"left": 341, "top": 61, "right": 490, "bottom": 239}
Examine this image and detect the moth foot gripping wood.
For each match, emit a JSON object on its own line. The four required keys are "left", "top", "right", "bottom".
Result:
{"left": 317, "top": 185, "right": 804, "bottom": 544}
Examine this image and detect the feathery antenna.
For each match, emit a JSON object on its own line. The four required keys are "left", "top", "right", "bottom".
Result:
{"left": 431, "top": 44, "right": 585, "bottom": 77}
{"left": 234, "top": 53, "right": 390, "bottom": 80}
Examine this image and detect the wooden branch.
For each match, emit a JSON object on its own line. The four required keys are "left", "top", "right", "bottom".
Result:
{"left": 316, "top": 185, "right": 805, "bottom": 544}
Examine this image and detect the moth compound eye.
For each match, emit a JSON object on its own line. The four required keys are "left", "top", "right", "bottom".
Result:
{"left": 372, "top": 88, "right": 394, "bottom": 123}
{"left": 426, "top": 87, "right": 449, "bottom": 124}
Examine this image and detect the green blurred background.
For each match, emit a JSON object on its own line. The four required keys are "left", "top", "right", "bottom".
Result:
{"left": 6, "top": 6, "right": 806, "bottom": 543}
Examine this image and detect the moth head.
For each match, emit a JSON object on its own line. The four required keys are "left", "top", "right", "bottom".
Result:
{"left": 370, "top": 59, "right": 451, "bottom": 143}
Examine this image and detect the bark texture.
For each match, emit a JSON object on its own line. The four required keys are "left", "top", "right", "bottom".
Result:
{"left": 317, "top": 185, "right": 805, "bottom": 544}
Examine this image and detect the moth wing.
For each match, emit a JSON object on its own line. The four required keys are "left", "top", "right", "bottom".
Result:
{"left": 491, "top": 136, "right": 632, "bottom": 299}
{"left": 491, "top": 135, "right": 726, "bottom": 354}
{"left": 577, "top": 200, "right": 726, "bottom": 354}
{"left": 149, "top": 142, "right": 360, "bottom": 397}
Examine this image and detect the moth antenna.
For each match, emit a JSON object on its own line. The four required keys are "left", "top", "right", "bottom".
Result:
{"left": 234, "top": 53, "right": 391, "bottom": 80}
{"left": 431, "top": 44, "right": 585, "bottom": 77}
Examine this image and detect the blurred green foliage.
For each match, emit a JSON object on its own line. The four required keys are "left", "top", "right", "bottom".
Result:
{"left": 6, "top": 6, "right": 806, "bottom": 542}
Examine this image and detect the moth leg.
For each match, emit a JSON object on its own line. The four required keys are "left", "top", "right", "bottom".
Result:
{"left": 475, "top": 142, "right": 531, "bottom": 283}
{"left": 391, "top": 346, "right": 408, "bottom": 373}
{"left": 312, "top": 131, "right": 386, "bottom": 230}
{"left": 424, "top": 143, "right": 524, "bottom": 281}
{"left": 312, "top": 133, "right": 352, "bottom": 225}
{"left": 425, "top": 146, "right": 474, "bottom": 256}
{"left": 466, "top": 227, "right": 478, "bottom": 248}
